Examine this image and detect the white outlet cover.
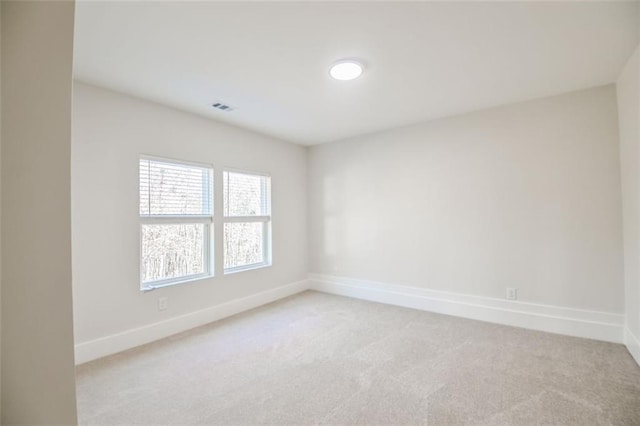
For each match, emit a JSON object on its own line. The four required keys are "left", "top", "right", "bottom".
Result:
{"left": 506, "top": 288, "right": 518, "bottom": 301}
{"left": 158, "top": 297, "right": 168, "bottom": 311}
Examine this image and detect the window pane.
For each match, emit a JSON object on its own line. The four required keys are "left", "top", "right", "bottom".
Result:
{"left": 140, "top": 159, "right": 212, "bottom": 216}
{"left": 141, "top": 224, "right": 206, "bottom": 283}
{"left": 224, "top": 171, "right": 270, "bottom": 216}
{"left": 224, "top": 222, "right": 265, "bottom": 269}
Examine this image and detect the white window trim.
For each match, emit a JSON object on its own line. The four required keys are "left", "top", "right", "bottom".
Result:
{"left": 223, "top": 169, "right": 272, "bottom": 274}
{"left": 139, "top": 155, "right": 214, "bottom": 291}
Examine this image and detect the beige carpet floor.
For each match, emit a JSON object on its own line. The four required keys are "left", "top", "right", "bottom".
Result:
{"left": 76, "top": 291, "right": 640, "bottom": 425}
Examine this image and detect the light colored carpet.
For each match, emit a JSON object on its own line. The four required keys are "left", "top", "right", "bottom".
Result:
{"left": 76, "top": 291, "right": 640, "bottom": 425}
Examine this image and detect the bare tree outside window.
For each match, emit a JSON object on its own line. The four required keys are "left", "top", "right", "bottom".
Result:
{"left": 139, "top": 158, "right": 213, "bottom": 288}
{"left": 223, "top": 170, "right": 271, "bottom": 272}
{"left": 141, "top": 224, "right": 205, "bottom": 282}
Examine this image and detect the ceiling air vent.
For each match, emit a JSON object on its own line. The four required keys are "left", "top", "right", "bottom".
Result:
{"left": 211, "top": 101, "right": 235, "bottom": 112}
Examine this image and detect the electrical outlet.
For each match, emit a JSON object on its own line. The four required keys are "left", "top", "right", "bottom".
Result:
{"left": 506, "top": 288, "right": 518, "bottom": 301}
{"left": 158, "top": 297, "right": 168, "bottom": 311}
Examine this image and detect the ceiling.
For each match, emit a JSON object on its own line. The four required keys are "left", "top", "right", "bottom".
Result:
{"left": 74, "top": 1, "right": 639, "bottom": 146}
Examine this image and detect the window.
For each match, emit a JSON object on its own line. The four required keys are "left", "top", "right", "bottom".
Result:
{"left": 223, "top": 170, "right": 271, "bottom": 273}
{"left": 139, "top": 157, "right": 213, "bottom": 290}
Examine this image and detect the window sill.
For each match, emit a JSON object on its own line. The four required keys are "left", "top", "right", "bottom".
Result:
{"left": 141, "top": 273, "right": 213, "bottom": 292}
{"left": 224, "top": 262, "right": 271, "bottom": 275}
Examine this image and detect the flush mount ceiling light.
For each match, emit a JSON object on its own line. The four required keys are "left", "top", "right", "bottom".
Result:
{"left": 329, "top": 60, "right": 364, "bottom": 81}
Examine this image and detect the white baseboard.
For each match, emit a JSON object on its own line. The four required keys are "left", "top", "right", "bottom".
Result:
{"left": 76, "top": 275, "right": 629, "bottom": 365}
{"left": 308, "top": 273, "right": 624, "bottom": 344}
{"left": 74, "top": 279, "right": 310, "bottom": 365}
{"left": 625, "top": 326, "right": 640, "bottom": 366}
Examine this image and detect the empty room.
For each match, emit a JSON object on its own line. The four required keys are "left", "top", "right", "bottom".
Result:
{"left": 1, "top": 0, "right": 640, "bottom": 424}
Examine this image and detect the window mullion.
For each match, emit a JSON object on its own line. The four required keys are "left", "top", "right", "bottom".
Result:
{"left": 141, "top": 215, "right": 213, "bottom": 225}
{"left": 222, "top": 215, "right": 269, "bottom": 223}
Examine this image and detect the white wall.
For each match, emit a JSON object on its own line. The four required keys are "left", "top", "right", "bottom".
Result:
{"left": 0, "top": 3, "right": 3, "bottom": 421}
{"left": 617, "top": 45, "right": 640, "bottom": 361}
{"left": 309, "top": 85, "right": 624, "bottom": 315}
{"left": 72, "top": 82, "right": 307, "bottom": 350}
{"left": 1, "top": 1, "right": 77, "bottom": 423}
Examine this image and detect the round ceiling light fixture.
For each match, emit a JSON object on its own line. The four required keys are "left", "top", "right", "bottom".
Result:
{"left": 329, "top": 59, "right": 364, "bottom": 81}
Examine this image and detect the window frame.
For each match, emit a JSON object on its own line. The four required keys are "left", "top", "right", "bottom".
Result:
{"left": 223, "top": 167, "right": 272, "bottom": 274}
{"left": 139, "top": 155, "right": 214, "bottom": 291}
